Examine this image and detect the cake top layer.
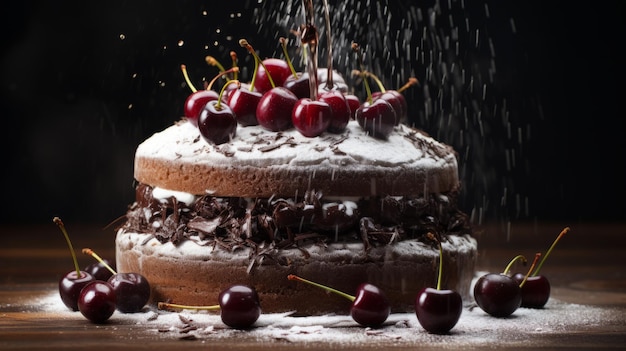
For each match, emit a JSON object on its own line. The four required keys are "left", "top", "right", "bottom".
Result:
{"left": 134, "top": 119, "right": 460, "bottom": 197}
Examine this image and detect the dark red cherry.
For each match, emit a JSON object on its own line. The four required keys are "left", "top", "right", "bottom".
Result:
{"left": 473, "top": 273, "right": 522, "bottom": 317}
{"left": 372, "top": 90, "right": 405, "bottom": 125}
{"left": 291, "top": 98, "right": 332, "bottom": 137}
{"left": 255, "top": 58, "right": 291, "bottom": 94}
{"left": 283, "top": 72, "right": 311, "bottom": 99}
{"left": 107, "top": 272, "right": 151, "bottom": 313}
{"left": 183, "top": 90, "right": 219, "bottom": 126}
{"left": 218, "top": 285, "right": 262, "bottom": 329}
{"left": 198, "top": 100, "right": 237, "bottom": 145}
{"left": 256, "top": 87, "right": 298, "bottom": 132}
{"left": 350, "top": 283, "right": 391, "bottom": 327}
{"left": 78, "top": 280, "right": 116, "bottom": 323}
{"left": 227, "top": 86, "right": 262, "bottom": 126}
{"left": 355, "top": 98, "right": 396, "bottom": 139}
{"left": 415, "top": 287, "right": 463, "bottom": 334}
{"left": 319, "top": 90, "right": 351, "bottom": 133}
{"left": 513, "top": 273, "right": 551, "bottom": 308}
{"left": 59, "top": 270, "right": 95, "bottom": 311}
{"left": 84, "top": 259, "right": 115, "bottom": 282}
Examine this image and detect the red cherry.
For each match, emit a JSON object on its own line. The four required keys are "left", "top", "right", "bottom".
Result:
{"left": 319, "top": 90, "right": 351, "bottom": 133}
{"left": 198, "top": 100, "right": 237, "bottom": 145}
{"left": 415, "top": 233, "right": 463, "bottom": 334}
{"left": 183, "top": 90, "right": 219, "bottom": 126}
{"left": 283, "top": 72, "right": 311, "bottom": 99}
{"left": 84, "top": 259, "right": 115, "bottom": 282}
{"left": 53, "top": 217, "right": 96, "bottom": 311}
{"left": 59, "top": 270, "right": 95, "bottom": 311}
{"left": 108, "top": 273, "right": 151, "bottom": 313}
{"left": 78, "top": 280, "right": 116, "bottom": 323}
{"left": 288, "top": 274, "right": 390, "bottom": 327}
{"left": 218, "top": 285, "right": 262, "bottom": 329}
{"left": 255, "top": 58, "right": 291, "bottom": 94}
{"left": 513, "top": 273, "right": 551, "bottom": 308}
{"left": 372, "top": 90, "right": 405, "bottom": 125}
{"left": 256, "top": 87, "right": 298, "bottom": 132}
{"left": 158, "top": 284, "right": 262, "bottom": 330}
{"left": 291, "top": 98, "right": 332, "bottom": 137}
{"left": 355, "top": 98, "right": 396, "bottom": 139}
{"left": 473, "top": 273, "right": 522, "bottom": 318}
{"left": 350, "top": 283, "right": 391, "bottom": 327}
{"left": 416, "top": 288, "right": 463, "bottom": 334}
{"left": 227, "top": 85, "right": 262, "bottom": 126}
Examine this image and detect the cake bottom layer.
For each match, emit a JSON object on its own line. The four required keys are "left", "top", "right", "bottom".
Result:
{"left": 116, "top": 230, "right": 477, "bottom": 315}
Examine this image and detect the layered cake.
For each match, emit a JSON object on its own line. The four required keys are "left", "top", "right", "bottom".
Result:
{"left": 116, "top": 116, "right": 477, "bottom": 315}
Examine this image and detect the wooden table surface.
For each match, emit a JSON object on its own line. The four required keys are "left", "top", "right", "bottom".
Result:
{"left": 1, "top": 221, "right": 625, "bottom": 350}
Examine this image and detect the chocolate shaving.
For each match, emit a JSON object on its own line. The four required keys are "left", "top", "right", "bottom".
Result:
{"left": 123, "top": 184, "right": 471, "bottom": 271}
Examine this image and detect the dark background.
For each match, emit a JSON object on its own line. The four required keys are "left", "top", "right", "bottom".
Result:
{"left": 1, "top": 1, "right": 624, "bottom": 226}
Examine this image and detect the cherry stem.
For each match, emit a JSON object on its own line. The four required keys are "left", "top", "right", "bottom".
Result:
{"left": 207, "top": 66, "right": 240, "bottom": 91}
{"left": 321, "top": 0, "right": 334, "bottom": 89}
{"left": 362, "top": 70, "right": 386, "bottom": 93}
{"left": 280, "top": 37, "right": 298, "bottom": 78}
{"left": 181, "top": 64, "right": 198, "bottom": 93}
{"left": 288, "top": 274, "right": 355, "bottom": 302}
{"left": 519, "top": 252, "right": 541, "bottom": 288}
{"left": 205, "top": 55, "right": 226, "bottom": 73}
{"left": 216, "top": 80, "right": 241, "bottom": 109}
{"left": 158, "top": 301, "right": 220, "bottom": 311}
{"left": 53, "top": 217, "right": 81, "bottom": 276}
{"left": 533, "top": 227, "right": 570, "bottom": 276}
{"left": 426, "top": 233, "right": 444, "bottom": 290}
{"left": 351, "top": 43, "right": 373, "bottom": 103}
{"left": 502, "top": 254, "right": 527, "bottom": 276}
{"left": 396, "top": 77, "right": 419, "bottom": 94}
{"left": 240, "top": 38, "right": 276, "bottom": 91}
{"left": 300, "top": 0, "right": 319, "bottom": 100}
{"left": 230, "top": 51, "right": 239, "bottom": 81}
{"left": 82, "top": 248, "right": 117, "bottom": 275}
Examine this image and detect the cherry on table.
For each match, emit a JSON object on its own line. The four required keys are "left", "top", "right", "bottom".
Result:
{"left": 473, "top": 253, "right": 541, "bottom": 317}
{"left": 513, "top": 227, "right": 570, "bottom": 308}
{"left": 415, "top": 233, "right": 463, "bottom": 334}
{"left": 107, "top": 273, "right": 151, "bottom": 313}
{"left": 158, "top": 284, "right": 262, "bottom": 329}
{"left": 473, "top": 272, "right": 522, "bottom": 318}
{"left": 84, "top": 259, "right": 115, "bottom": 282}
{"left": 53, "top": 217, "right": 95, "bottom": 311}
{"left": 83, "top": 248, "right": 151, "bottom": 313}
{"left": 78, "top": 280, "right": 116, "bottom": 324}
{"left": 59, "top": 270, "right": 95, "bottom": 312}
{"left": 512, "top": 273, "right": 551, "bottom": 308}
{"left": 288, "top": 274, "right": 390, "bottom": 327}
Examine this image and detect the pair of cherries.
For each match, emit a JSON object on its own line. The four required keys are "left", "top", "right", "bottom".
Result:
{"left": 55, "top": 218, "right": 151, "bottom": 323}
{"left": 474, "top": 227, "right": 571, "bottom": 317}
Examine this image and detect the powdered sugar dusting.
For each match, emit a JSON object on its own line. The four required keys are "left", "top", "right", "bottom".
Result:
{"left": 36, "top": 282, "right": 622, "bottom": 348}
